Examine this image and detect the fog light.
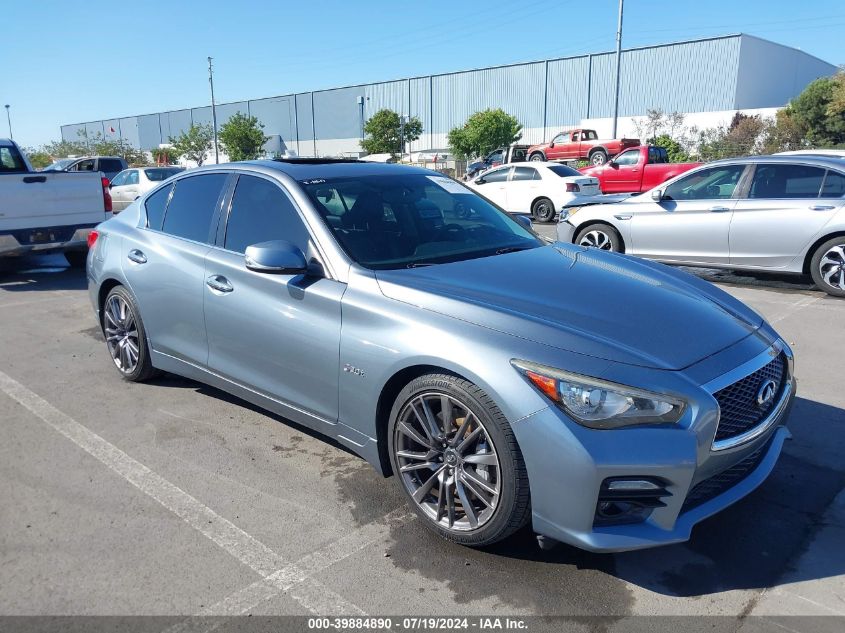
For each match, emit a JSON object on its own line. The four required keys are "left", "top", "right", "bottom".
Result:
{"left": 594, "top": 477, "right": 671, "bottom": 526}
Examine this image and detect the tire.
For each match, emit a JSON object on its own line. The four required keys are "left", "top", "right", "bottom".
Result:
{"left": 102, "top": 285, "right": 157, "bottom": 382}
{"left": 589, "top": 149, "right": 608, "bottom": 166}
{"left": 529, "top": 152, "right": 544, "bottom": 162}
{"left": 810, "top": 236, "right": 845, "bottom": 297}
{"left": 387, "top": 373, "right": 531, "bottom": 547}
{"left": 575, "top": 223, "right": 623, "bottom": 252}
{"left": 531, "top": 197, "right": 556, "bottom": 223}
{"left": 65, "top": 250, "right": 88, "bottom": 268}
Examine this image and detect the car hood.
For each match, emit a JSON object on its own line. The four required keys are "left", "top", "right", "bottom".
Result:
{"left": 374, "top": 244, "right": 764, "bottom": 370}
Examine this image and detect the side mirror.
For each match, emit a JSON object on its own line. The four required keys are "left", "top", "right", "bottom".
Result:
{"left": 514, "top": 215, "right": 533, "bottom": 230}
{"left": 474, "top": 177, "right": 485, "bottom": 185}
{"left": 651, "top": 188, "right": 664, "bottom": 202}
{"left": 244, "top": 240, "right": 308, "bottom": 275}
{"left": 549, "top": 142, "right": 555, "bottom": 148}
{"left": 608, "top": 161, "right": 618, "bottom": 169}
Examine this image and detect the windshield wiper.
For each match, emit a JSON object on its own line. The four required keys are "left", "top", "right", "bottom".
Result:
{"left": 495, "top": 245, "right": 533, "bottom": 255}
{"left": 406, "top": 262, "right": 438, "bottom": 268}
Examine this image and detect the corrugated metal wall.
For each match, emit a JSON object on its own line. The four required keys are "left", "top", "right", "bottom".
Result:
{"left": 60, "top": 35, "right": 836, "bottom": 154}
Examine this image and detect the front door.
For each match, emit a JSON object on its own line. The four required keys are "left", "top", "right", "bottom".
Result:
{"left": 203, "top": 173, "right": 345, "bottom": 427}
{"left": 546, "top": 132, "right": 570, "bottom": 160}
{"left": 603, "top": 149, "right": 641, "bottom": 193}
{"left": 630, "top": 164, "right": 748, "bottom": 264}
{"left": 474, "top": 166, "right": 510, "bottom": 209}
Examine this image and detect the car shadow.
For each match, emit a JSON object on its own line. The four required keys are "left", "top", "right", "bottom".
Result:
{"left": 0, "top": 253, "right": 88, "bottom": 292}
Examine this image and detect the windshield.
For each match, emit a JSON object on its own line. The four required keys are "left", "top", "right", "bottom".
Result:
{"left": 43, "top": 158, "right": 75, "bottom": 171}
{"left": 144, "top": 167, "right": 184, "bottom": 181}
{"left": 547, "top": 165, "right": 582, "bottom": 178}
{"left": 300, "top": 173, "right": 542, "bottom": 270}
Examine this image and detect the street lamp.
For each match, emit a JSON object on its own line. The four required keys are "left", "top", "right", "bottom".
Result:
{"left": 208, "top": 57, "right": 219, "bottom": 164}
{"left": 4, "top": 105, "right": 11, "bottom": 141}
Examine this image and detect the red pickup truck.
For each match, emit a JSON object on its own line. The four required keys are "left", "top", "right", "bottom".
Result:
{"left": 578, "top": 145, "right": 702, "bottom": 194}
{"left": 526, "top": 128, "right": 639, "bottom": 166}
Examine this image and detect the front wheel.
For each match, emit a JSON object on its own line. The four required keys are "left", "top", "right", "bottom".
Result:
{"left": 531, "top": 197, "right": 556, "bottom": 223}
{"left": 575, "top": 223, "right": 623, "bottom": 252}
{"left": 810, "top": 237, "right": 845, "bottom": 297}
{"left": 589, "top": 149, "right": 608, "bottom": 166}
{"left": 388, "top": 374, "right": 531, "bottom": 547}
{"left": 529, "top": 152, "right": 544, "bottom": 162}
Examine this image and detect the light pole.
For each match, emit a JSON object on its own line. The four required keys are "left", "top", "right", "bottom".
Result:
{"left": 4, "top": 105, "right": 11, "bottom": 141}
{"left": 611, "top": 0, "right": 624, "bottom": 139}
{"left": 399, "top": 115, "right": 408, "bottom": 161}
{"left": 208, "top": 57, "right": 219, "bottom": 164}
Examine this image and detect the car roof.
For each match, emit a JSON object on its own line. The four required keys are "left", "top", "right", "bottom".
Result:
{"left": 708, "top": 155, "right": 845, "bottom": 170}
{"left": 191, "top": 158, "right": 437, "bottom": 180}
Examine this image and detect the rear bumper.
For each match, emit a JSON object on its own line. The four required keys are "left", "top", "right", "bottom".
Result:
{"left": 0, "top": 225, "right": 97, "bottom": 257}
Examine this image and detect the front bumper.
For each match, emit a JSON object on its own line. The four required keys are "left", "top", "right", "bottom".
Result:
{"left": 511, "top": 354, "right": 796, "bottom": 553}
{"left": 555, "top": 220, "right": 577, "bottom": 244}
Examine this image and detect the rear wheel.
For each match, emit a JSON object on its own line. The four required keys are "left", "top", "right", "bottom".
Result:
{"left": 589, "top": 149, "right": 608, "bottom": 166}
{"left": 575, "top": 223, "right": 623, "bottom": 252}
{"left": 65, "top": 250, "right": 88, "bottom": 268}
{"left": 388, "top": 373, "right": 530, "bottom": 547}
{"left": 102, "top": 286, "right": 156, "bottom": 381}
{"left": 531, "top": 197, "right": 556, "bottom": 223}
{"left": 810, "top": 237, "right": 845, "bottom": 297}
{"left": 529, "top": 152, "right": 544, "bottom": 162}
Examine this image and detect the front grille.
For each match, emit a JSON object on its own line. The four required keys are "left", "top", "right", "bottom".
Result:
{"left": 681, "top": 439, "right": 770, "bottom": 513}
{"left": 713, "top": 354, "right": 786, "bottom": 442}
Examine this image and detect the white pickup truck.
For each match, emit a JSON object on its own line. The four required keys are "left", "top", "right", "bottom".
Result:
{"left": 0, "top": 139, "right": 112, "bottom": 267}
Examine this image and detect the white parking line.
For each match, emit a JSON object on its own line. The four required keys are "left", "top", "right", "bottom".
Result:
{"left": 0, "top": 368, "right": 371, "bottom": 616}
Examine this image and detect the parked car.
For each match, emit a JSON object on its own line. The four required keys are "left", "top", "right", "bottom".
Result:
{"left": 467, "top": 162, "right": 601, "bottom": 222}
{"left": 109, "top": 166, "right": 184, "bottom": 212}
{"left": 579, "top": 145, "right": 701, "bottom": 194}
{"left": 527, "top": 129, "right": 640, "bottom": 166}
{"left": 44, "top": 155, "right": 128, "bottom": 180}
{"left": 466, "top": 145, "right": 530, "bottom": 179}
{"left": 88, "top": 158, "right": 795, "bottom": 552}
{"left": 0, "top": 139, "right": 112, "bottom": 267}
{"left": 776, "top": 149, "right": 845, "bottom": 158}
{"left": 557, "top": 155, "right": 845, "bottom": 296}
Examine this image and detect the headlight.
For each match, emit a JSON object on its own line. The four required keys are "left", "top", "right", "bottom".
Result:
{"left": 511, "top": 360, "right": 686, "bottom": 429}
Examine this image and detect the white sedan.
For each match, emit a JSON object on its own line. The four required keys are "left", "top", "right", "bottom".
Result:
{"left": 466, "top": 162, "right": 602, "bottom": 223}
{"left": 109, "top": 166, "right": 184, "bottom": 212}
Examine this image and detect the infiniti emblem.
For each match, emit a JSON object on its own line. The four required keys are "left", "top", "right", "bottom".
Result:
{"left": 757, "top": 379, "right": 778, "bottom": 407}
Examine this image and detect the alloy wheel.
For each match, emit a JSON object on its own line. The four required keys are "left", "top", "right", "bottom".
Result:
{"left": 394, "top": 392, "right": 501, "bottom": 531}
{"left": 579, "top": 229, "right": 612, "bottom": 250}
{"left": 819, "top": 245, "right": 845, "bottom": 291}
{"left": 104, "top": 294, "right": 140, "bottom": 374}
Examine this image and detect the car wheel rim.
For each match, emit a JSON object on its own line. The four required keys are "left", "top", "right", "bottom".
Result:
{"left": 104, "top": 295, "right": 140, "bottom": 374}
{"left": 579, "top": 230, "right": 612, "bottom": 250}
{"left": 592, "top": 154, "right": 605, "bottom": 165}
{"left": 394, "top": 392, "right": 501, "bottom": 532}
{"left": 819, "top": 244, "right": 845, "bottom": 291}
{"left": 536, "top": 202, "right": 552, "bottom": 221}
{"left": 531, "top": 155, "right": 542, "bottom": 162}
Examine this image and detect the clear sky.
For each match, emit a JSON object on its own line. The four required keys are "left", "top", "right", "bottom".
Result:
{"left": 2, "top": 0, "right": 844, "bottom": 148}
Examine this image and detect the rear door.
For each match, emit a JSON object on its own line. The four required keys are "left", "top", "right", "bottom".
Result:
{"left": 730, "top": 163, "right": 845, "bottom": 269}
{"left": 121, "top": 172, "right": 229, "bottom": 365}
{"left": 630, "top": 164, "right": 747, "bottom": 264}
{"left": 506, "top": 166, "right": 541, "bottom": 213}
{"left": 204, "top": 173, "right": 344, "bottom": 427}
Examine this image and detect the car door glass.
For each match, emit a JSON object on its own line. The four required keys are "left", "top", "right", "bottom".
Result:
{"left": 821, "top": 170, "right": 845, "bottom": 198}
{"left": 553, "top": 133, "right": 569, "bottom": 144}
{"left": 663, "top": 165, "right": 746, "bottom": 201}
{"left": 511, "top": 167, "right": 537, "bottom": 181}
{"left": 99, "top": 159, "right": 124, "bottom": 174}
{"left": 224, "top": 175, "right": 310, "bottom": 254}
{"left": 614, "top": 150, "right": 639, "bottom": 166}
{"left": 126, "top": 170, "right": 140, "bottom": 186}
{"left": 749, "top": 164, "right": 826, "bottom": 199}
{"left": 161, "top": 174, "right": 227, "bottom": 242}
{"left": 110, "top": 171, "right": 128, "bottom": 187}
{"left": 145, "top": 184, "right": 173, "bottom": 230}
{"left": 482, "top": 168, "right": 509, "bottom": 183}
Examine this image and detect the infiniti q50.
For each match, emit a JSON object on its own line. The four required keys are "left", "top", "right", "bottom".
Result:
{"left": 87, "top": 159, "right": 795, "bottom": 551}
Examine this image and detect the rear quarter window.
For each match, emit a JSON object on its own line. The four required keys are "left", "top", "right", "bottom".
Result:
{"left": 144, "top": 184, "right": 173, "bottom": 230}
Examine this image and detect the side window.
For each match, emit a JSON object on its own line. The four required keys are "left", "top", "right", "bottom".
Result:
{"left": 110, "top": 171, "right": 128, "bottom": 187}
{"left": 73, "top": 159, "right": 96, "bottom": 172}
{"left": 749, "top": 164, "right": 826, "bottom": 199}
{"left": 224, "top": 175, "right": 310, "bottom": 255}
{"left": 663, "top": 165, "right": 746, "bottom": 201}
{"left": 488, "top": 150, "right": 503, "bottom": 163}
{"left": 552, "top": 133, "right": 570, "bottom": 145}
{"left": 161, "top": 174, "right": 228, "bottom": 242}
{"left": 0, "top": 146, "right": 27, "bottom": 172}
{"left": 614, "top": 150, "right": 639, "bottom": 166}
{"left": 99, "top": 159, "right": 124, "bottom": 174}
{"left": 571, "top": 132, "right": 580, "bottom": 142}
{"left": 126, "top": 170, "right": 140, "bottom": 186}
{"left": 144, "top": 184, "right": 172, "bottom": 231}
{"left": 648, "top": 147, "right": 667, "bottom": 164}
{"left": 821, "top": 170, "right": 845, "bottom": 198}
{"left": 482, "top": 168, "right": 510, "bottom": 183}
{"left": 511, "top": 167, "right": 537, "bottom": 181}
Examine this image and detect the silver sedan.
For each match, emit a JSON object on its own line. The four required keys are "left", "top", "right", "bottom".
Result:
{"left": 557, "top": 155, "right": 845, "bottom": 296}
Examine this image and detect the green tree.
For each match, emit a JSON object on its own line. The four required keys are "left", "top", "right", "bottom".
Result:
{"left": 75, "top": 130, "right": 149, "bottom": 166}
{"left": 650, "top": 134, "right": 690, "bottom": 162}
{"left": 761, "top": 109, "right": 809, "bottom": 154}
{"left": 169, "top": 123, "right": 214, "bottom": 166}
{"left": 42, "top": 138, "right": 87, "bottom": 159}
{"left": 789, "top": 75, "right": 845, "bottom": 146}
{"left": 218, "top": 113, "right": 268, "bottom": 162}
{"left": 360, "top": 109, "right": 423, "bottom": 157}
{"left": 447, "top": 109, "right": 522, "bottom": 159}
{"left": 24, "top": 148, "right": 53, "bottom": 169}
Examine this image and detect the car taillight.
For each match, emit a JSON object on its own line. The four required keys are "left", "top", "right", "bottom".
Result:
{"left": 101, "top": 177, "right": 113, "bottom": 212}
{"left": 87, "top": 230, "right": 99, "bottom": 249}
{"left": 565, "top": 183, "right": 581, "bottom": 192}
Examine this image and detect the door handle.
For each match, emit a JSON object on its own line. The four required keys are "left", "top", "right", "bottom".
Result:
{"left": 809, "top": 204, "right": 835, "bottom": 211}
{"left": 127, "top": 249, "right": 147, "bottom": 264}
{"left": 708, "top": 206, "right": 731, "bottom": 212}
{"left": 206, "top": 275, "right": 233, "bottom": 293}
{"left": 23, "top": 176, "right": 47, "bottom": 184}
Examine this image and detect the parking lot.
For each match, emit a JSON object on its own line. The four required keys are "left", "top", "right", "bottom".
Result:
{"left": 1, "top": 245, "right": 844, "bottom": 628}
